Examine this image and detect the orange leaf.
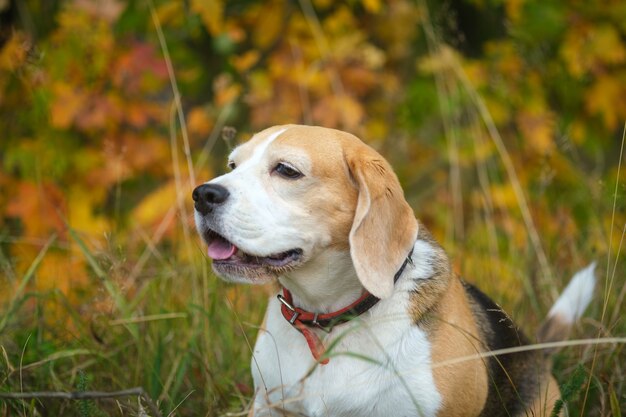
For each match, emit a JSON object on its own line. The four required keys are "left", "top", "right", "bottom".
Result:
{"left": 232, "top": 50, "right": 260, "bottom": 73}
{"left": 6, "top": 181, "right": 66, "bottom": 238}
{"left": 517, "top": 110, "right": 556, "bottom": 155}
{"left": 50, "top": 82, "right": 88, "bottom": 129}
{"left": 187, "top": 107, "right": 214, "bottom": 137}
{"left": 0, "top": 32, "right": 28, "bottom": 71}
{"left": 312, "top": 95, "right": 363, "bottom": 130}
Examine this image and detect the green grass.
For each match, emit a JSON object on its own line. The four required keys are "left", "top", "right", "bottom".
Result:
{"left": 0, "top": 174, "right": 624, "bottom": 416}
{"left": 0, "top": 234, "right": 270, "bottom": 416}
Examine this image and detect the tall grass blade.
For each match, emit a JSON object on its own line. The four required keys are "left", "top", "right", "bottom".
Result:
{"left": 609, "top": 385, "right": 622, "bottom": 417}
{"left": 0, "top": 234, "right": 56, "bottom": 334}
{"left": 67, "top": 228, "right": 137, "bottom": 339}
{"left": 581, "top": 121, "right": 626, "bottom": 415}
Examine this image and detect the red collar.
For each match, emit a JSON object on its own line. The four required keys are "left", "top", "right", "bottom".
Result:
{"left": 277, "top": 247, "right": 414, "bottom": 365}
{"left": 277, "top": 288, "right": 378, "bottom": 364}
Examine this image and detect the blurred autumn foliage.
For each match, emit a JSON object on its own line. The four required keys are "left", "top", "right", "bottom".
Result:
{"left": 2, "top": 0, "right": 624, "bottom": 302}
{"left": 0, "top": 0, "right": 625, "bottom": 415}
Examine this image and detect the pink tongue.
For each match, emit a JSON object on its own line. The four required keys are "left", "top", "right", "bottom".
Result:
{"left": 207, "top": 237, "right": 237, "bottom": 260}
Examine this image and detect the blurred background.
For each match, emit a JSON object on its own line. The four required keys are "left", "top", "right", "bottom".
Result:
{"left": 0, "top": 0, "right": 624, "bottom": 415}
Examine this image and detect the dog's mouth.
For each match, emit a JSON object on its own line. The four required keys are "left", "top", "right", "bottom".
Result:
{"left": 204, "top": 230, "right": 303, "bottom": 269}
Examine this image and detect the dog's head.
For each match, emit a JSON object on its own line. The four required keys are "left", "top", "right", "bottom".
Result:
{"left": 193, "top": 125, "right": 418, "bottom": 298}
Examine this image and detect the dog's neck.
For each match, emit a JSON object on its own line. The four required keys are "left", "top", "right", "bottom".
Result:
{"left": 278, "top": 249, "right": 364, "bottom": 313}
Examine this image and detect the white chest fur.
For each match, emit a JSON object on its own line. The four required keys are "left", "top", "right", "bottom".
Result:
{"left": 251, "top": 262, "right": 442, "bottom": 417}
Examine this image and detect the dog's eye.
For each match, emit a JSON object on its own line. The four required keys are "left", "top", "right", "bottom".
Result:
{"left": 274, "top": 162, "right": 303, "bottom": 179}
{"left": 227, "top": 161, "right": 236, "bottom": 170}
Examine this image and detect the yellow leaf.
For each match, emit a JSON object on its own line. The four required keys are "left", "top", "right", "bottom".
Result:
{"left": 323, "top": 6, "right": 357, "bottom": 37}
{"left": 232, "top": 50, "right": 260, "bottom": 72}
{"left": 505, "top": 0, "right": 524, "bottom": 23}
{"left": 156, "top": 1, "right": 184, "bottom": 26}
{"left": 132, "top": 181, "right": 177, "bottom": 227}
{"left": 593, "top": 25, "right": 626, "bottom": 66}
{"left": 585, "top": 75, "right": 626, "bottom": 129}
{"left": 361, "top": 0, "right": 382, "bottom": 14}
{"left": 252, "top": 1, "right": 284, "bottom": 48}
{"left": 191, "top": 0, "right": 223, "bottom": 35}
{"left": 67, "top": 186, "right": 109, "bottom": 235}
{"left": 490, "top": 184, "right": 517, "bottom": 209}
{"left": 569, "top": 120, "right": 587, "bottom": 144}
{"left": 462, "top": 60, "right": 487, "bottom": 89}
{"left": 462, "top": 254, "right": 524, "bottom": 302}
{"left": 560, "top": 26, "right": 588, "bottom": 77}
{"left": 561, "top": 24, "right": 626, "bottom": 78}
{"left": 364, "top": 118, "right": 388, "bottom": 141}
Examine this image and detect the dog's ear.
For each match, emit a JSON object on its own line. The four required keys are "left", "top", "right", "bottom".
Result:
{"left": 346, "top": 146, "right": 418, "bottom": 299}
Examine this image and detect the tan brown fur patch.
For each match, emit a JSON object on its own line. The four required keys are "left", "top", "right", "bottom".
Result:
{"left": 273, "top": 125, "right": 418, "bottom": 298}
{"left": 528, "top": 375, "right": 562, "bottom": 416}
{"left": 408, "top": 224, "right": 489, "bottom": 415}
{"left": 232, "top": 125, "right": 361, "bottom": 252}
{"left": 274, "top": 126, "right": 360, "bottom": 251}
{"left": 430, "top": 279, "right": 489, "bottom": 416}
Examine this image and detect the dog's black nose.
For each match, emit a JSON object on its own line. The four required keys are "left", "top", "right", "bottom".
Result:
{"left": 192, "top": 183, "right": 230, "bottom": 215}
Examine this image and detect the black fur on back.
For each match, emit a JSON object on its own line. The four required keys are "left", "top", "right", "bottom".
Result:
{"left": 462, "top": 282, "right": 546, "bottom": 416}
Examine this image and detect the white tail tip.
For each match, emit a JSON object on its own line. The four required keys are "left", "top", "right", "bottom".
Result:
{"left": 547, "top": 262, "right": 596, "bottom": 324}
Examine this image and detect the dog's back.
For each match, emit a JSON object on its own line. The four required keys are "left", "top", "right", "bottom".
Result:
{"left": 463, "top": 263, "right": 596, "bottom": 416}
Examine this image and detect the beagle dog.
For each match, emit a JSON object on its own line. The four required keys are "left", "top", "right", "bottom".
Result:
{"left": 192, "top": 125, "right": 595, "bottom": 417}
